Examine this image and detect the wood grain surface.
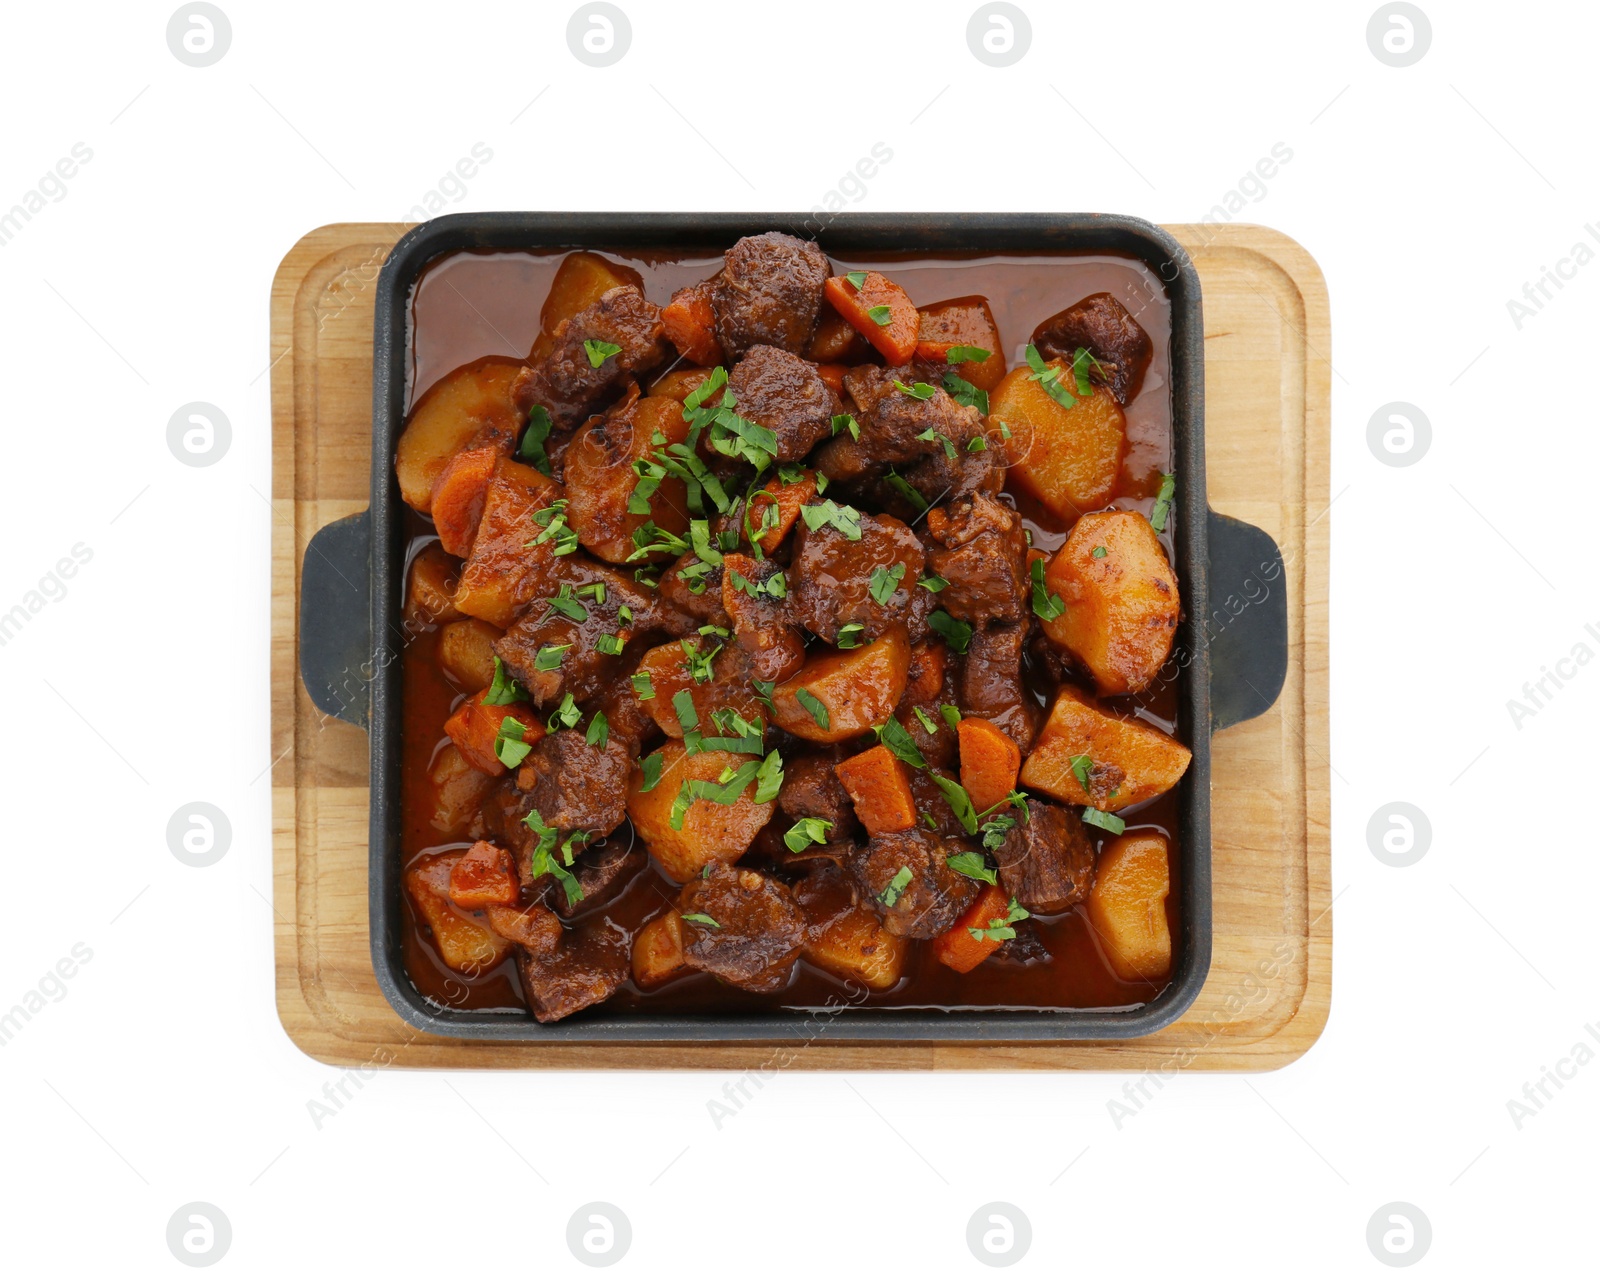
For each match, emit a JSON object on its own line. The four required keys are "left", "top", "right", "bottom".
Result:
{"left": 269, "top": 221, "right": 1331, "bottom": 1071}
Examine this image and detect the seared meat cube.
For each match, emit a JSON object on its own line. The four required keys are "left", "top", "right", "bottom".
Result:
{"left": 813, "top": 366, "right": 999, "bottom": 515}
{"left": 924, "top": 493, "right": 1028, "bottom": 626}
{"left": 720, "top": 552, "right": 805, "bottom": 683}
{"left": 547, "top": 833, "right": 646, "bottom": 919}
{"left": 726, "top": 345, "right": 838, "bottom": 462}
{"left": 586, "top": 645, "right": 661, "bottom": 752}
{"left": 711, "top": 233, "right": 831, "bottom": 359}
{"left": 1030, "top": 292, "right": 1153, "bottom": 406}
{"left": 788, "top": 505, "right": 925, "bottom": 644}
{"left": 515, "top": 921, "right": 630, "bottom": 1023}
{"left": 657, "top": 552, "right": 729, "bottom": 626}
{"left": 908, "top": 766, "right": 969, "bottom": 838}
{"left": 677, "top": 864, "right": 808, "bottom": 992}
{"left": 514, "top": 284, "right": 669, "bottom": 430}
{"left": 960, "top": 622, "right": 1038, "bottom": 750}
{"left": 777, "top": 753, "right": 860, "bottom": 844}
{"left": 991, "top": 920, "right": 1051, "bottom": 966}
{"left": 493, "top": 559, "right": 694, "bottom": 706}
{"left": 514, "top": 727, "right": 634, "bottom": 838}
{"left": 993, "top": 799, "right": 1096, "bottom": 915}
{"left": 851, "top": 828, "right": 979, "bottom": 939}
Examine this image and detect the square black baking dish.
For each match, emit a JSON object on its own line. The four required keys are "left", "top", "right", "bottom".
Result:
{"left": 297, "top": 212, "right": 1288, "bottom": 1044}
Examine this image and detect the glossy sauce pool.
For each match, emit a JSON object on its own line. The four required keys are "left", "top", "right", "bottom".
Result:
{"left": 401, "top": 247, "right": 1182, "bottom": 1017}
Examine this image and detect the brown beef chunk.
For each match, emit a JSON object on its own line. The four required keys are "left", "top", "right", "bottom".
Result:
{"left": 1030, "top": 292, "right": 1153, "bottom": 405}
{"left": 494, "top": 558, "right": 694, "bottom": 706}
{"left": 677, "top": 864, "right": 808, "bottom": 992}
{"left": 657, "top": 552, "right": 728, "bottom": 626}
{"left": 991, "top": 920, "right": 1051, "bottom": 966}
{"left": 924, "top": 493, "right": 1028, "bottom": 626}
{"left": 777, "top": 752, "right": 860, "bottom": 844}
{"left": 514, "top": 285, "right": 668, "bottom": 429}
{"left": 788, "top": 504, "right": 925, "bottom": 644}
{"left": 711, "top": 233, "right": 831, "bottom": 359}
{"left": 813, "top": 366, "right": 999, "bottom": 516}
{"left": 960, "top": 622, "right": 1037, "bottom": 750}
{"left": 994, "top": 799, "right": 1096, "bottom": 915}
{"left": 515, "top": 921, "right": 629, "bottom": 1022}
{"left": 513, "top": 727, "right": 633, "bottom": 837}
{"left": 726, "top": 345, "right": 838, "bottom": 462}
{"left": 851, "top": 828, "right": 978, "bottom": 939}
{"left": 548, "top": 834, "right": 646, "bottom": 919}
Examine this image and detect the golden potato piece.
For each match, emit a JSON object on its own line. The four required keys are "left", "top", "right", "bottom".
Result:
{"left": 632, "top": 910, "right": 690, "bottom": 989}
{"left": 1086, "top": 832, "right": 1171, "bottom": 981}
{"left": 1041, "top": 510, "right": 1179, "bottom": 695}
{"left": 437, "top": 618, "right": 502, "bottom": 691}
{"left": 452, "top": 458, "right": 563, "bottom": 627}
{"left": 425, "top": 743, "right": 496, "bottom": 836}
{"left": 627, "top": 741, "right": 775, "bottom": 883}
{"left": 395, "top": 358, "right": 524, "bottom": 513}
{"left": 807, "top": 906, "right": 907, "bottom": 990}
{"left": 565, "top": 395, "right": 690, "bottom": 563}
{"left": 530, "top": 252, "right": 644, "bottom": 361}
{"left": 646, "top": 367, "right": 719, "bottom": 403}
{"left": 771, "top": 626, "right": 909, "bottom": 743}
{"left": 405, "top": 541, "right": 463, "bottom": 626}
{"left": 993, "top": 366, "right": 1125, "bottom": 522}
{"left": 634, "top": 641, "right": 765, "bottom": 739}
{"left": 405, "top": 851, "right": 511, "bottom": 974}
{"left": 1020, "top": 685, "right": 1191, "bottom": 813}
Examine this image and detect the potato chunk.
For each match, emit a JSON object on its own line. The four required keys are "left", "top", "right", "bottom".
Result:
{"left": 405, "top": 851, "right": 511, "bottom": 974}
{"left": 530, "top": 252, "right": 644, "bottom": 361}
{"left": 452, "top": 458, "right": 563, "bottom": 627}
{"left": 1041, "top": 510, "right": 1179, "bottom": 695}
{"left": 425, "top": 743, "right": 496, "bottom": 836}
{"left": 1020, "top": 686, "right": 1191, "bottom": 812}
{"left": 395, "top": 358, "right": 524, "bottom": 513}
{"left": 772, "top": 626, "right": 909, "bottom": 742}
{"left": 1086, "top": 832, "right": 1171, "bottom": 981}
{"left": 992, "top": 367, "right": 1125, "bottom": 522}
{"left": 437, "top": 618, "right": 502, "bottom": 691}
{"left": 632, "top": 910, "right": 690, "bottom": 989}
{"left": 405, "top": 541, "right": 463, "bottom": 627}
{"left": 565, "top": 395, "right": 690, "bottom": 563}
{"left": 634, "top": 640, "right": 765, "bottom": 739}
{"left": 792, "top": 867, "right": 907, "bottom": 990}
{"left": 627, "top": 740, "right": 775, "bottom": 883}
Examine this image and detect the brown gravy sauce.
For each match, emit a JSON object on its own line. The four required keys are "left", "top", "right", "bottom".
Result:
{"left": 401, "top": 246, "right": 1181, "bottom": 1016}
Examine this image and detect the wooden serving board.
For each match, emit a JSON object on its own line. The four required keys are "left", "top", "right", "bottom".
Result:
{"left": 269, "top": 222, "right": 1330, "bottom": 1071}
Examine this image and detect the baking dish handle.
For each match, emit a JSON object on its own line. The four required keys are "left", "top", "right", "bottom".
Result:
{"left": 298, "top": 509, "right": 372, "bottom": 730}
{"left": 1206, "top": 509, "right": 1288, "bottom": 732}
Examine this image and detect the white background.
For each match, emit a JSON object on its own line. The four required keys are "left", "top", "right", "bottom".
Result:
{"left": 1, "top": 1, "right": 1595, "bottom": 1267}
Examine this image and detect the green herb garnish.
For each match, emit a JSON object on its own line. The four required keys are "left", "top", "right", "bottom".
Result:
{"left": 795, "top": 687, "right": 830, "bottom": 731}
{"left": 483, "top": 657, "right": 528, "bottom": 706}
{"left": 583, "top": 339, "right": 622, "bottom": 367}
{"left": 1149, "top": 473, "right": 1176, "bottom": 533}
{"left": 1030, "top": 557, "right": 1065, "bottom": 621}
{"left": 947, "top": 851, "right": 998, "bottom": 885}
{"left": 928, "top": 609, "right": 973, "bottom": 654}
{"left": 1083, "top": 807, "right": 1127, "bottom": 835}
{"left": 878, "top": 865, "right": 915, "bottom": 908}
{"left": 785, "top": 817, "right": 832, "bottom": 852}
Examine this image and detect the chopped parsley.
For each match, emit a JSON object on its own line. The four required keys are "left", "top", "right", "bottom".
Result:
{"left": 784, "top": 817, "right": 833, "bottom": 852}
{"left": 533, "top": 643, "right": 571, "bottom": 671}
{"left": 672, "top": 688, "right": 699, "bottom": 732}
{"left": 1083, "top": 807, "right": 1127, "bottom": 835}
{"left": 946, "top": 345, "right": 991, "bottom": 364}
{"left": 1030, "top": 558, "right": 1066, "bottom": 621}
{"left": 585, "top": 710, "right": 610, "bottom": 748}
{"left": 867, "top": 564, "right": 906, "bottom": 606}
{"left": 836, "top": 622, "right": 866, "bottom": 649}
{"left": 970, "top": 898, "right": 1030, "bottom": 942}
{"left": 493, "top": 716, "right": 532, "bottom": 768}
{"left": 729, "top": 568, "right": 786, "bottom": 601}
{"left": 545, "top": 583, "right": 589, "bottom": 623}
{"left": 831, "top": 412, "right": 860, "bottom": 441}
{"left": 529, "top": 499, "right": 579, "bottom": 556}
{"left": 966, "top": 436, "right": 987, "bottom": 452}
{"left": 883, "top": 472, "right": 929, "bottom": 514}
{"left": 942, "top": 372, "right": 989, "bottom": 414}
{"left": 866, "top": 304, "right": 892, "bottom": 326}
{"left": 638, "top": 750, "right": 664, "bottom": 792}
{"left": 1092, "top": 546, "right": 1107, "bottom": 559}
{"left": 483, "top": 657, "right": 528, "bottom": 706}
{"left": 912, "top": 705, "right": 939, "bottom": 734}
{"left": 1024, "top": 343, "right": 1077, "bottom": 410}
{"left": 1069, "top": 754, "right": 1094, "bottom": 792}
{"left": 596, "top": 632, "right": 626, "bottom": 656}
{"left": 844, "top": 270, "right": 867, "bottom": 290}
{"left": 927, "top": 609, "right": 974, "bottom": 654}
{"left": 517, "top": 404, "right": 554, "bottom": 475}
{"left": 930, "top": 771, "right": 978, "bottom": 833}
{"left": 547, "top": 692, "right": 582, "bottom": 731}
{"left": 681, "top": 912, "right": 721, "bottom": 928}
{"left": 917, "top": 425, "right": 958, "bottom": 461}
{"left": 799, "top": 500, "right": 863, "bottom": 541}
{"left": 583, "top": 338, "right": 622, "bottom": 367}
{"left": 874, "top": 715, "right": 927, "bottom": 770}
{"left": 878, "top": 865, "right": 915, "bottom": 908}
{"left": 794, "top": 687, "right": 830, "bottom": 731}
{"left": 752, "top": 749, "right": 784, "bottom": 803}
{"left": 917, "top": 573, "right": 949, "bottom": 593}
{"left": 1071, "top": 346, "right": 1099, "bottom": 396}
{"left": 1149, "top": 473, "right": 1176, "bottom": 533}
{"left": 894, "top": 380, "right": 937, "bottom": 401}
{"left": 939, "top": 703, "right": 962, "bottom": 730}
{"left": 668, "top": 759, "right": 763, "bottom": 830}
{"left": 631, "top": 668, "right": 655, "bottom": 700}
{"left": 947, "top": 851, "right": 998, "bottom": 885}
{"left": 521, "top": 809, "right": 583, "bottom": 906}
